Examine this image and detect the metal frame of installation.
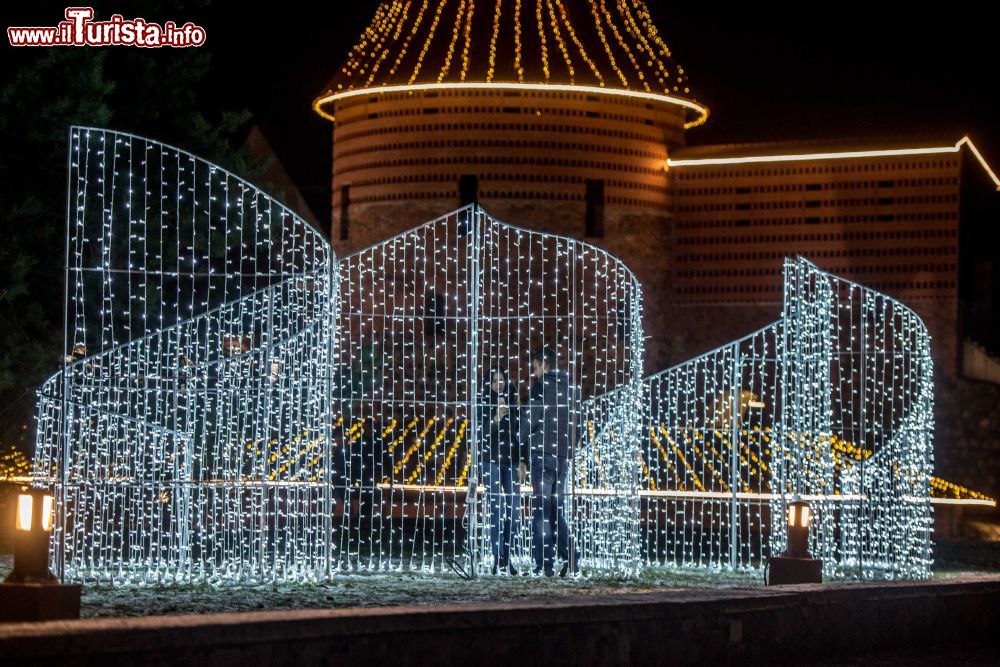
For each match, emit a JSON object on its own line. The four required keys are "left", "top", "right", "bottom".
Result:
{"left": 34, "top": 129, "right": 933, "bottom": 585}
{"left": 642, "top": 258, "right": 933, "bottom": 579}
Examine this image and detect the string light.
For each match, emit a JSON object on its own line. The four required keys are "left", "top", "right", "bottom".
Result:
{"left": 334, "top": 206, "right": 645, "bottom": 575}
{"left": 436, "top": 0, "right": 466, "bottom": 82}
{"left": 545, "top": 0, "right": 575, "bottom": 82}
{"left": 554, "top": 0, "right": 603, "bottom": 84}
{"left": 535, "top": 0, "right": 551, "bottom": 82}
{"left": 485, "top": 0, "right": 503, "bottom": 83}
{"left": 408, "top": 0, "right": 449, "bottom": 84}
{"left": 643, "top": 258, "right": 935, "bottom": 579}
{"left": 666, "top": 139, "right": 995, "bottom": 169}
{"left": 459, "top": 0, "right": 475, "bottom": 81}
{"left": 34, "top": 128, "right": 949, "bottom": 585}
{"left": 313, "top": 81, "right": 709, "bottom": 127}
{"left": 34, "top": 127, "right": 337, "bottom": 585}
{"left": 587, "top": 0, "right": 629, "bottom": 88}
{"left": 313, "top": 0, "right": 706, "bottom": 123}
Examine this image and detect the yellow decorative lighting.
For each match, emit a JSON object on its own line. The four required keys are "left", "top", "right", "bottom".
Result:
{"left": 668, "top": 137, "right": 1000, "bottom": 189}
{"left": 314, "top": 0, "right": 705, "bottom": 125}
{"left": 313, "top": 81, "right": 709, "bottom": 127}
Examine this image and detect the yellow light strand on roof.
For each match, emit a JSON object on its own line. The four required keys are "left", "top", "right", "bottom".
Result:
{"left": 535, "top": 0, "right": 551, "bottom": 81}
{"left": 598, "top": 0, "right": 649, "bottom": 91}
{"left": 362, "top": 3, "right": 396, "bottom": 77}
{"left": 587, "top": 0, "right": 628, "bottom": 87}
{"left": 410, "top": 0, "right": 450, "bottom": 84}
{"left": 514, "top": 0, "right": 525, "bottom": 82}
{"left": 633, "top": 0, "right": 688, "bottom": 93}
{"left": 616, "top": 0, "right": 668, "bottom": 92}
{"left": 366, "top": 1, "right": 407, "bottom": 86}
{"left": 393, "top": 0, "right": 412, "bottom": 41}
{"left": 485, "top": 0, "right": 503, "bottom": 83}
{"left": 553, "top": 0, "right": 602, "bottom": 84}
{"left": 336, "top": 3, "right": 388, "bottom": 86}
{"left": 459, "top": 0, "right": 475, "bottom": 81}
{"left": 544, "top": 0, "right": 575, "bottom": 81}
{"left": 437, "top": 0, "right": 466, "bottom": 82}
{"left": 386, "top": 0, "right": 430, "bottom": 83}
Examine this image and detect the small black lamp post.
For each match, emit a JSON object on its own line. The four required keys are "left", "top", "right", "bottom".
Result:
{"left": 0, "top": 487, "right": 81, "bottom": 621}
{"left": 8, "top": 488, "right": 57, "bottom": 583}
{"left": 766, "top": 495, "right": 823, "bottom": 585}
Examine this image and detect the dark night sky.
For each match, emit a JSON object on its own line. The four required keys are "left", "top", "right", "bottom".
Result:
{"left": 4, "top": 2, "right": 998, "bottom": 225}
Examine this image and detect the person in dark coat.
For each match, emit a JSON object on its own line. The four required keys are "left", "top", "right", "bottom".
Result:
{"left": 520, "top": 347, "right": 581, "bottom": 576}
{"left": 477, "top": 368, "right": 526, "bottom": 575}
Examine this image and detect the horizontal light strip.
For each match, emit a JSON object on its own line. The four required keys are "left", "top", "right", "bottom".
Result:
{"left": 668, "top": 137, "right": 1000, "bottom": 191}
{"left": 374, "top": 484, "right": 862, "bottom": 502}
{"left": 957, "top": 137, "right": 1000, "bottom": 190}
{"left": 928, "top": 497, "right": 997, "bottom": 507}
{"left": 374, "top": 484, "right": 996, "bottom": 507}
{"left": 313, "top": 82, "right": 710, "bottom": 129}
{"left": 20, "top": 478, "right": 994, "bottom": 507}
{"left": 668, "top": 145, "right": 960, "bottom": 167}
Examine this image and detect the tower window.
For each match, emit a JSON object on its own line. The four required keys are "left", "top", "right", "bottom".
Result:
{"left": 339, "top": 185, "right": 350, "bottom": 241}
{"left": 585, "top": 179, "right": 606, "bottom": 238}
{"left": 459, "top": 174, "right": 479, "bottom": 207}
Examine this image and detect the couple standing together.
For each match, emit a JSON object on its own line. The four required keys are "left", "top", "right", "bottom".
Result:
{"left": 478, "top": 347, "right": 580, "bottom": 577}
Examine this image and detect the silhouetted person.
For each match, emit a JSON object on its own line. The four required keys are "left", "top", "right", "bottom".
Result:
{"left": 521, "top": 347, "right": 580, "bottom": 576}
{"left": 477, "top": 369, "right": 526, "bottom": 575}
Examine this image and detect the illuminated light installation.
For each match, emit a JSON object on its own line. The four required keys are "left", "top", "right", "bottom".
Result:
{"left": 31, "top": 128, "right": 939, "bottom": 583}
{"left": 34, "top": 127, "right": 337, "bottom": 585}
{"left": 332, "top": 206, "right": 645, "bottom": 575}
{"left": 313, "top": 0, "right": 707, "bottom": 127}
{"left": 642, "top": 258, "right": 935, "bottom": 579}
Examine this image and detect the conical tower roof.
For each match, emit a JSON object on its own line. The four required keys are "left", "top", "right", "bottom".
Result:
{"left": 314, "top": 0, "right": 707, "bottom": 126}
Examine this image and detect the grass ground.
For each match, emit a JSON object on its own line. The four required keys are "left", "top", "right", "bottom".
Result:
{"left": 3, "top": 553, "right": 996, "bottom": 620}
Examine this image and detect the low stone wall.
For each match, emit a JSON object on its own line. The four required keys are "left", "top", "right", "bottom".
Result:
{"left": 1, "top": 577, "right": 998, "bottom": 666}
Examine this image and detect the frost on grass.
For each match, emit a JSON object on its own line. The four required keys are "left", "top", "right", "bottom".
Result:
{"left": 66, "top": 564, "right": 759, "bottom": 619}
{"left": 77, "top": 568, "right": 762, "bottom": 619}
{"left": 1, "top": 553, "right": 993, "bottom": 620}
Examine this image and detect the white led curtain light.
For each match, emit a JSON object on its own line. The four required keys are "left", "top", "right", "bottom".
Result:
{"left": 641, "top": 258, "right": 933, "bottom": 579}
{"left": 34, "top": 129, "right": 931, "bottom": 584}
{"left": 332, "top": 207, "right": 645, "bottom": 575}
{"left": 34, "top": 127, "right": 337, "bottom": 585}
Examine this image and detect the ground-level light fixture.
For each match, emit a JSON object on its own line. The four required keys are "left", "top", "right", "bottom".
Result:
{"left": 0, "top": 487, "right": 81, "bottom": 621}
{"left": 766, "top": 495, "right": 823, "bottom": 585}
{"left": 8, "top": 488, "right": 56, "bottom": 583}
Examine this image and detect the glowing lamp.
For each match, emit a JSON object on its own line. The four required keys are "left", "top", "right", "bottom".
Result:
{"left": 786, "top": 497, "right": 812, "bottom": 558}
{"left": 766, "top": 496, "right": 823, "bottom": 585}
{"left": 0, "top": 488, "right": 81, "bottom": 622}
{"left": 6, "top": 488, "right": 56, "bottom": 583}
